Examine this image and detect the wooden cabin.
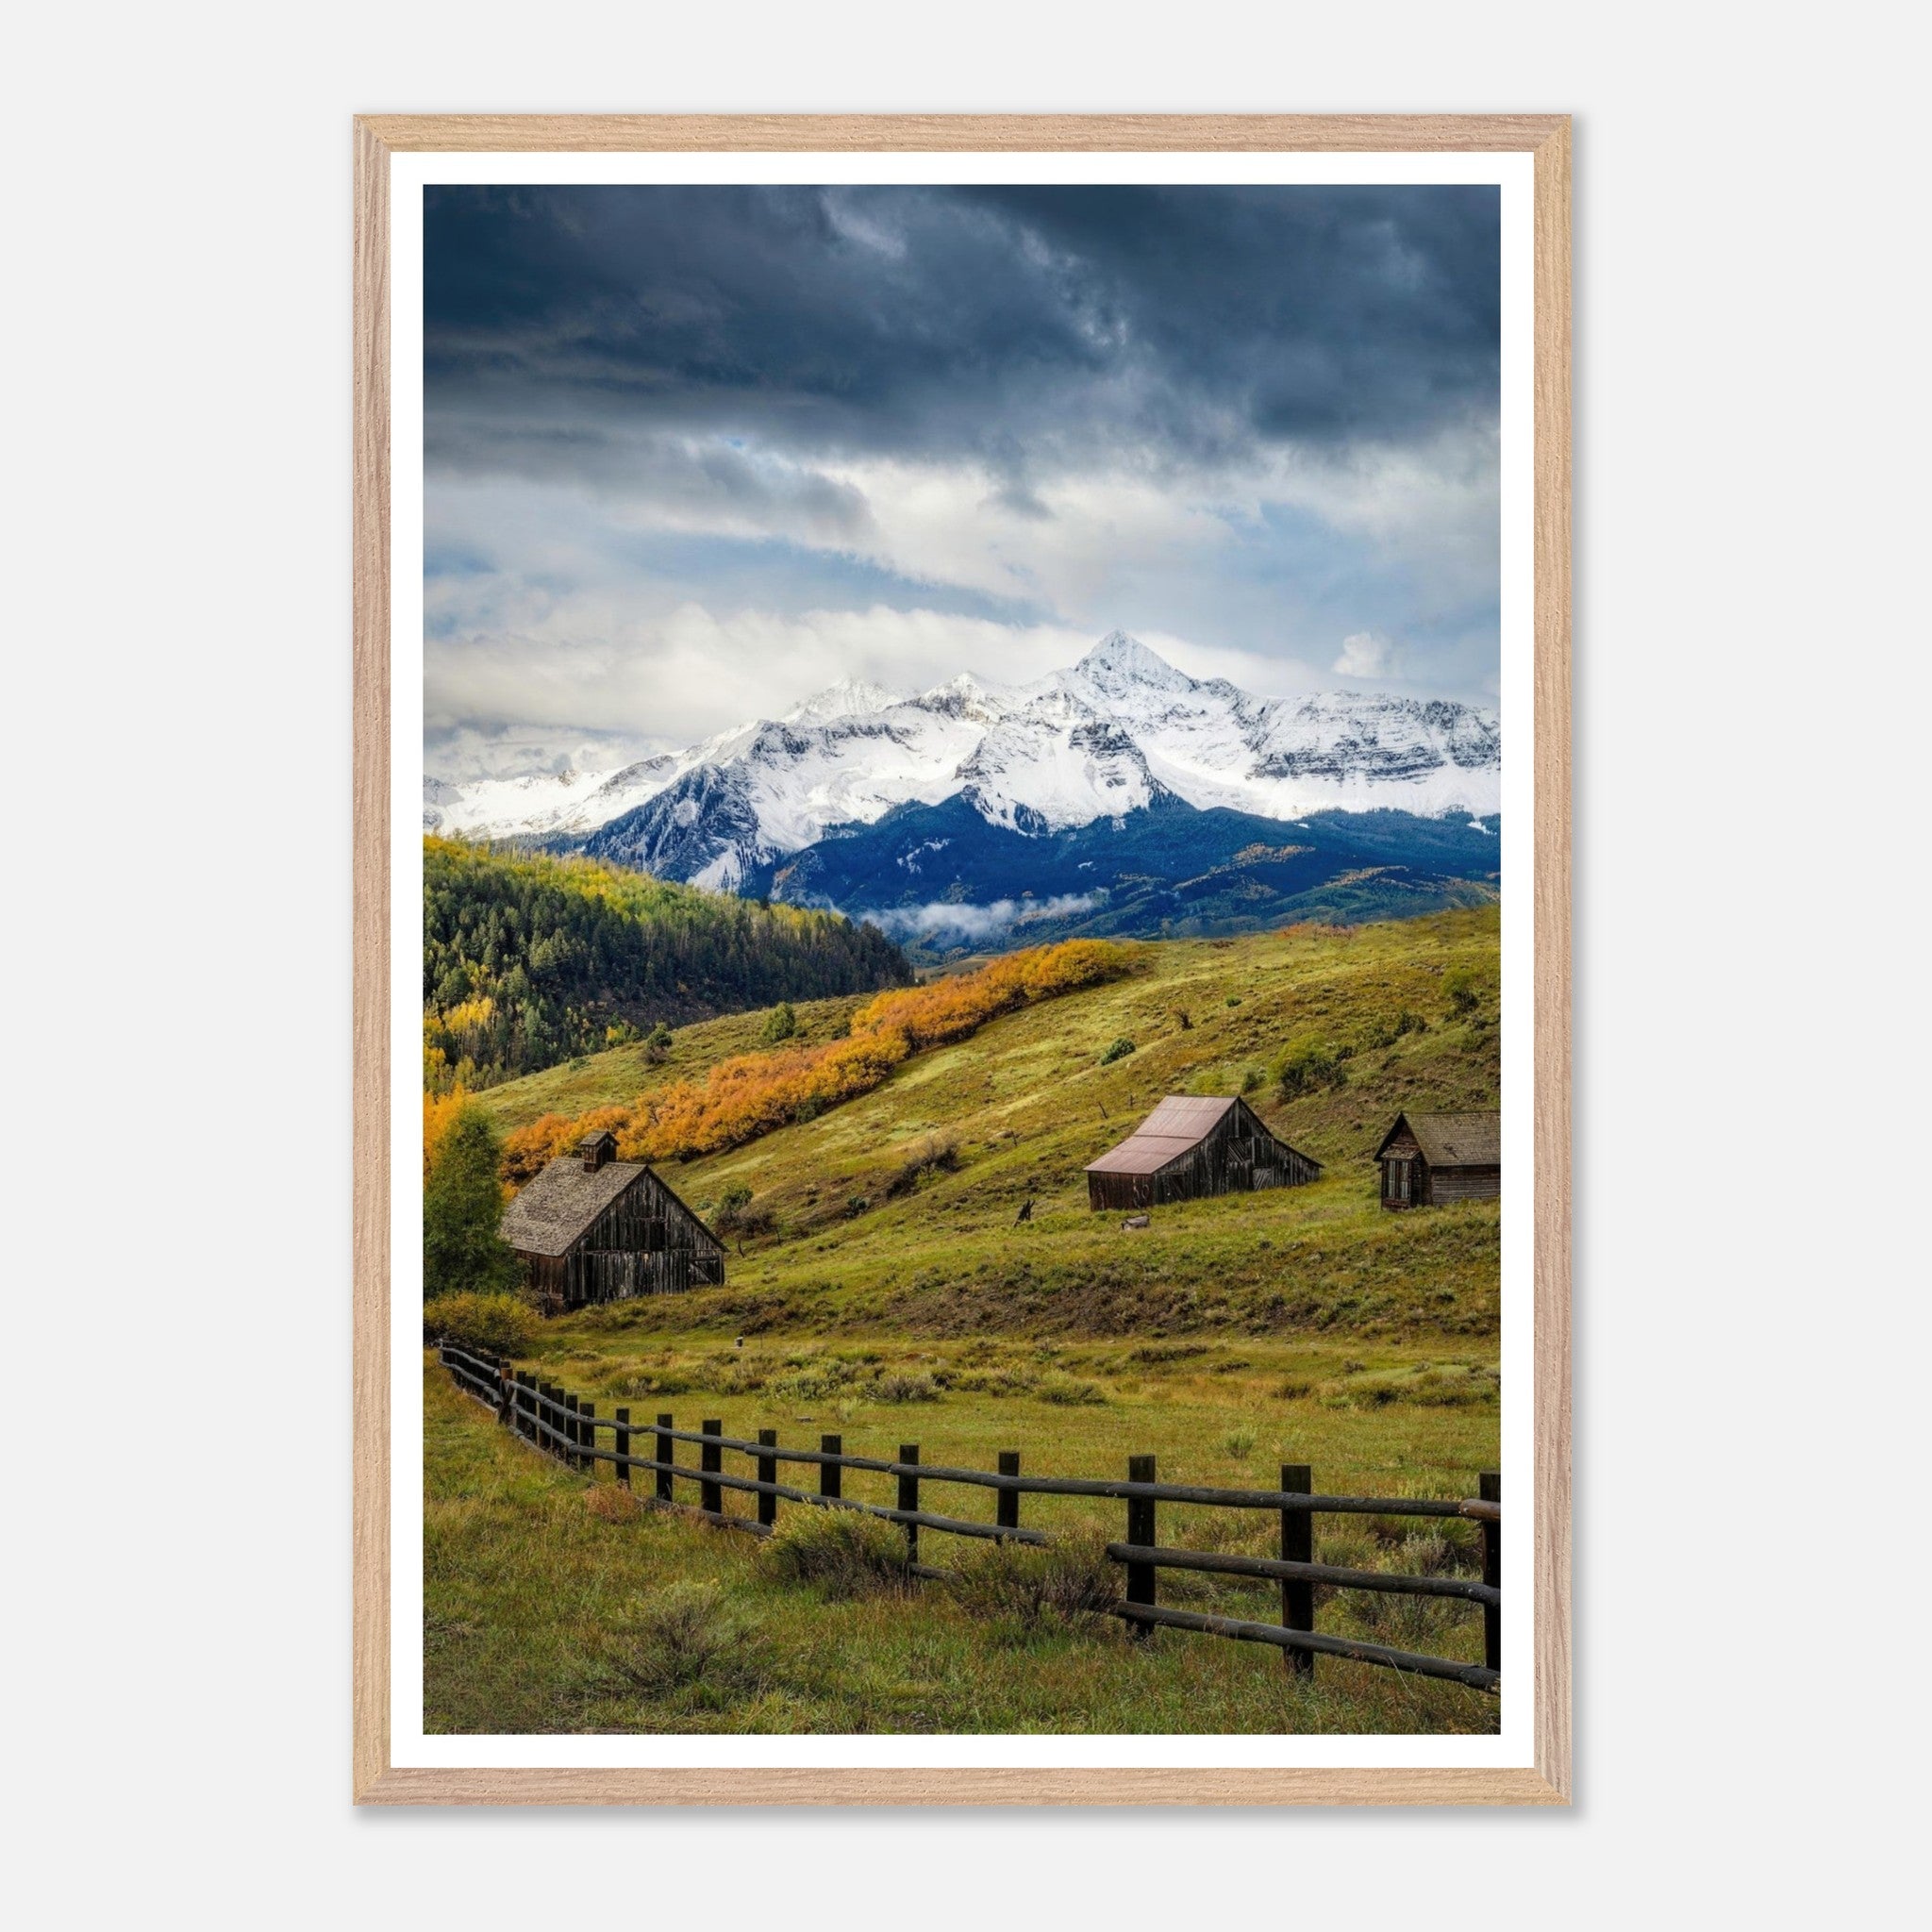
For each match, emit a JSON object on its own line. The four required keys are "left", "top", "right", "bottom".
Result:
{"left": 1374, "top": 1110, "right": 1501, "bottom": 1209}
{"left": 1084, "top": 1096, "right": 1322, "bottom": 1212}
{"left": 501, "top": 1130, "right": 725, "bottom": 1312}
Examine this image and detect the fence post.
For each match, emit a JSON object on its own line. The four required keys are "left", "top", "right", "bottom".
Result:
{"left": 564, "top": 1392, "right": 582, "bottom": 1472}
{"left": 820, "top": 1434, "right": 842, "bottom": 1501}
{"left": 496, "top": 1365, "right": 513, "bottom": 1426}
{"left": 997, "top": 1452, "right": 1021, "bottom": 1536}
{"left": 580, "top": 1401, "right": 596, "bottom": 1477}
{"left": 1280, "top": 1462, "right": 1315, "bottom": 1680}
{"left": 1125, "top": 1454, "right": 1158, "bottom": 1638}
{"left": 614, "top": 1407, "right": 631, "bottom": 1487}
{"left": 537, "top": 1384, "right": 556, "bottom": 1456}
{"left": 656, "top": 1414, "right": 675, "bottom": 1503}
{"left": 516, "top": 1373, "right": 532, "bottom": 1441}
{"left": 1479, "top": 1471, "right": 1501, "bottom": 1675}
{"left": 758, "top": 1428, "right": 779, "bottom": 1529}
{"left": 701, "top": 1420, "right": 723, "bottom": 1517}
{"left": 898, "top": 1444, "right": 921, "bottom": 1565}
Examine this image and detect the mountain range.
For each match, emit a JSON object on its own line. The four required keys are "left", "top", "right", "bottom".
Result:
{"left": 424, "top": 632, "right": 1502, "bottom": 949}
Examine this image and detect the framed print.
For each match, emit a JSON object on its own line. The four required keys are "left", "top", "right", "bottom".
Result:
{"left": 354, "top": 114, "right": 1570, "bottom": 1806}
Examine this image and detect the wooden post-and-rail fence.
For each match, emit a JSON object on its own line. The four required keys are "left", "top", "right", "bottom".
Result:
{"left": 436, "top": 1340, "right": 1501, "bottom": 1695}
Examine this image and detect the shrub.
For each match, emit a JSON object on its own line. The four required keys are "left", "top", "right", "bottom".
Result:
{"left": 874, "top": 1370, "right": 941, "bottom": 1404}
{"left": 729, "top": 1204, "right": 777, "bottom": 1241}
{"left": 1362, "top": 1007, "right": 1430, "bottom": 1052}
{"left": 1240, "top": 1064, "right": 1265, "bottom": 1094}
{"left": 1442, "top": 968, "right": 1482, "bottom": 1018}
{"left": 598, "top": 1583, "right": 766, "bottom": 1697}
{"left": 768, "top": 1355, "right": 865, "bottom": 1402}
{"left": 762, "top": 1506, "right": 911, "bottom": 1598}
{"left": 614, "top": 1369, "right": 691, "bottom": 1398}
{"left": 1273, "top": 1036, "right": 1347, "bottom": 1100}
{"left": 1099, "top": 1037, "right": 1137, "bottom": 1066}
{"left": 845, "top": 1194, "right": 872, "bottom": 1218}
{"left": 885, "top": 1133, "right": 959, "bottom": 1199}
{"left": 713, "top": 1183, "right": 756, "bottom": 1233}
{"left": 951, "top": 1365, "right": 1041, "bottom": 1396}
{"left": 1039, "top": 1374, "right": 1108, "bottom": 1407}
{"left": 1220, "top": 1424, "right": 1258, "bottom": 1459}
{"left": 641, "top": 1021, "right": 674, "bottom": 1063}
{"left": 422, "top": 1291, "right": 538, "bottom": 1357}
{"left": 945, "top": 1531, "right": 1118, "bottom": 1637}
{"left": 759, "top": 1001, "right": 798, "bottom": 1043}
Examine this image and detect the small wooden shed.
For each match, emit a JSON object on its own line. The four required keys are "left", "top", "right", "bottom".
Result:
{"left": 1374, "top": 1110, "right": 1501, "bottom": 1209}
{"left": 1084, "top": 1095, "right": 1322, "bottom": 1212}
{"left": 501, "top": 1130, "right": 726, "bottom": 1312}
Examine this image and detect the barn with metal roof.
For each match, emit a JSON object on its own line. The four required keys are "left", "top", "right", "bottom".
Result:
{"left": 1083, "top": 1096, "right": 1322, "bottom": 1212}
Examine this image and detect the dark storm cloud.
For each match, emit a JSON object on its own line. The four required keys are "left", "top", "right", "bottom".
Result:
{"left": 424, "top": 183, "right": 1498, "bottom": 480}
{"left": 422, "top": 182, "right": 1504, "bottom": 755}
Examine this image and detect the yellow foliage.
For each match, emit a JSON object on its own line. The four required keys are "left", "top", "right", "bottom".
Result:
{"left": 423, "top": 1087, "right": 471, "bottom": 1179}
{"left": 499, "top": 940, "right": 1134, "bottom": 1182}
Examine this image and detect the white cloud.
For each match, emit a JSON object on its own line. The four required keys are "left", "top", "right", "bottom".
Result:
{"left": 1333, "top": 631, "right": 1402, "bottom": 679}
{"left": 861, "top": 893, "right": 1100, "bottom": 941}
{"left": 423, "top": 414, "right": 1502, "bottom": 750}
{"left": 425, "top": 600, "right": 1105, "bottom": 748}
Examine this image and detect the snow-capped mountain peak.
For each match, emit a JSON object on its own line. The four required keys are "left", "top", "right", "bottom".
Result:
{"left": 783, "top": 676, "right": 906, "bottom": 724}
{"left": 1071, "top": 630, "right": 1196, "bottom": 699}
{"left": 917, "top": 671, "right": 1019, "bottom": 724}
{"left": 425, "top": 629, "right": 1501, "bottom": 892}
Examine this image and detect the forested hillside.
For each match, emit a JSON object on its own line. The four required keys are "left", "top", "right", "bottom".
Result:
{"left": 423, "top": 838, "right": 910, "bottom": 1090}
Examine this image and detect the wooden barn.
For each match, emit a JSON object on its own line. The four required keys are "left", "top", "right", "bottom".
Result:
{"left": 501, "top": 1130, "right": 726, "bottom": 1312}
{"left": 1374, "top": 1111, "right": 1501, "bottom": 1209}
{"left": 1084, "top": 1096, "right": 1322, "bottom": 1212}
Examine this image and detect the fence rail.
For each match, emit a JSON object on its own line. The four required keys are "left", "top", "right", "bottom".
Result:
{"left": 436, "top": 1340, "right": 1500, "bottom": 1695}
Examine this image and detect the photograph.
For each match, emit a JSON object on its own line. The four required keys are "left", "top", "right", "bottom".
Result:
{"left": 406, "top": 164, "right": 1528, "bottom": 1748}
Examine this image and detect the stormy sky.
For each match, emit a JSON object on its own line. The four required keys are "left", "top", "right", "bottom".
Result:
{"left": 424, "top": 183, "right": 1500, "bottom": 777}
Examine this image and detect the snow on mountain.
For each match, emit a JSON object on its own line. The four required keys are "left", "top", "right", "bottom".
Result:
{"left": 783, "top": 677, "right": 907, "bottom": 724}
{"left": 428, "top": 631, "right": 1501, "bottom": 888}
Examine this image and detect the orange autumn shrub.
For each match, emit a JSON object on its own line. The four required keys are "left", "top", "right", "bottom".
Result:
{"left": 499, "top": 939, "right": 1135, "bottom": 1180}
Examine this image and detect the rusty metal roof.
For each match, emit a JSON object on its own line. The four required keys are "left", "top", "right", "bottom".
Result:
{"left": 1085, "top": 1096, "right": 1237, "bottom": 1175}
{"left": 1085, "top": 1133, "right": 1202, "bottom": 1176}
{"left": 1373, "top": 1110, "right": 1501, "bottom": 1169}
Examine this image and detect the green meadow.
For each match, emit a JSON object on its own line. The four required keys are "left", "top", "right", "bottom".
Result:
{"left": 430, "top": 907, "right": 1505, "bottom": 1734}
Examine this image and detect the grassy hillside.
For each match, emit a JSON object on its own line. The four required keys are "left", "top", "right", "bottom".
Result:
{"left": 438, "top": 908, "right": 1504, "bottom": 1736}
{"left": 424, "top": 837, "right": 908, "bottom": 1091}
{"left": 474, "top": 907, "right": 1501, "bottom": 1344}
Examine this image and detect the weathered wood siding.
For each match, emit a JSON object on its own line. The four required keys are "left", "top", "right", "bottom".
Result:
{"left": 1380, "top": 1124, "right": 1423, "bottom": 1208}
{"left": 519, "top": 1168, "right": 725, "bottom": 1311}
{"left": 1379, "top": 1124, "right": 1500, "bottom": 1209}
{"left": 1427, "top": 1164, "right": 1500, "bottom": 1204}
{"left": 1086, "top": 1101, "right": 1320, "bottom": 1211}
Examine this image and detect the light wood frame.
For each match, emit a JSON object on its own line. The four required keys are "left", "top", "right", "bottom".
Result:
{"left": 354, "top": 113, "right": 1571, "bottom": 1807}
